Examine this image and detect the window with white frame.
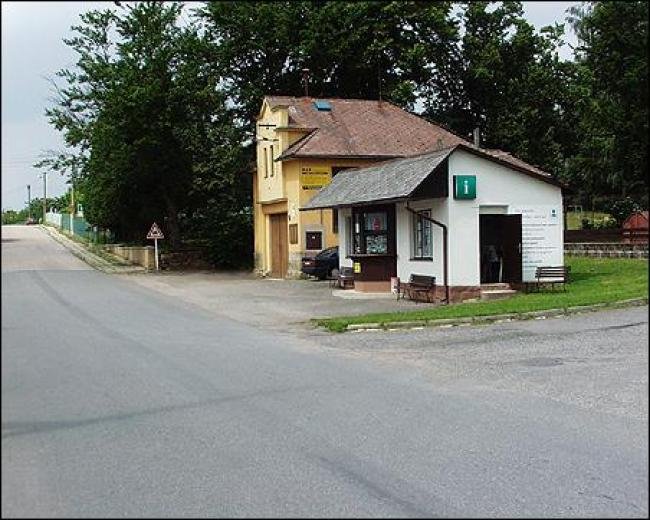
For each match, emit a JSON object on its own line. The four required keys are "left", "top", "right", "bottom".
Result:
{"left": 412, "top": 210, "right": 433, "bottom": 259}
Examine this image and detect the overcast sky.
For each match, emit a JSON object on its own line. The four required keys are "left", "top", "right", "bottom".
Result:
{"left": 1, "top": 1, "right": 580, "bottom": 211}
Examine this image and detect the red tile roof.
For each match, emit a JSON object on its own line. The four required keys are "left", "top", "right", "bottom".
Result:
{"left": 264, "top": 96, "right": 466, "bottom": 160}
{"left": 263, "top": 96, "right": 553, "bottom": 178}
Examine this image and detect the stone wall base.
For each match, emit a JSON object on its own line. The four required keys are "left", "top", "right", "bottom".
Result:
{"left": 565, "top": 242, "right": 648, "bottom": 258}
{"left": 104, "top": 244, "right": 155, "bottom": 269}
{"left": 446, "top": 285, "right": 481, "bottom": 303}
{"left": 160, "top": 249, "right": 212, "bottom": 270}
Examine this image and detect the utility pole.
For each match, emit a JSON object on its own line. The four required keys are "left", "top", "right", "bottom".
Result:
{"left": 42, "top": 172, "right": 47, "bottom": 224}
{"left": 70, "top": 183, "right": 75, "bottom": 235}
{"left": 27, "top": 184, "right": 31, "bottom": 220}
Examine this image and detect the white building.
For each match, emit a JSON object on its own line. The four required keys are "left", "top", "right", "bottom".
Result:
{"left": 302, "top": 143, "right": 564, "bottom": 301}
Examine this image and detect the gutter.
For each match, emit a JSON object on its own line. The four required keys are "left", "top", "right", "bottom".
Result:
{"left": 405, "top": 202, "right": 449, "bottom": 304}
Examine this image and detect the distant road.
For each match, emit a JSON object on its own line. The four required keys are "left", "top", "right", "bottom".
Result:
{"left": 2, "top": 225, "right": 648, "bottom": 517}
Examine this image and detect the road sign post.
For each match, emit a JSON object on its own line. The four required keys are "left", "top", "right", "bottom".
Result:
{"left": 146, "top": 222, "right": 165, "bottom": 271}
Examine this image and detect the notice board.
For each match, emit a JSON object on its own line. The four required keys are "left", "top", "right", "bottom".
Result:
{"left": 509, "top": 205, "right": 563, "bottom": 282}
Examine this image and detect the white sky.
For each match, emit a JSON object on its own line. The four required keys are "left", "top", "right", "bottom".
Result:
{"left": 1, "top": 1, "right": 579, "bottom": 210}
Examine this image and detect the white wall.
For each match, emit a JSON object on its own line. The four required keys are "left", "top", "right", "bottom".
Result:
{"left": 333, "top": 149, "right": 563, "bottom": 286}
{"left": 395, "top": 199, "right": 447, "bottom": 284}
{"left": 447, "top": 149, "right": 563, "bottom": 284}
{"left": 337, "top": 207, "right": 353, "bottom": 268}
{"left": 45, "top": 211, "right": 62, "bottom": 227}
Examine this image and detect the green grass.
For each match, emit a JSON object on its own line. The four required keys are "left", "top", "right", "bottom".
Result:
{"left": 315, "top": 257, "right": 649, "bottom": 332}
{"left": 45, "top": 224, "right": 133, "bottom": 267}
{"left": 565, "top": 210, "right": 613, "bottom": 230}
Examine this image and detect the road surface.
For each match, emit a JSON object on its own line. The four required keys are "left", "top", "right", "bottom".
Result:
{"left": 2, "top": 225, "right": 648, "bottom": 517}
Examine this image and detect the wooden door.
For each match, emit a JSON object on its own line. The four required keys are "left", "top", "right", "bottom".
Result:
{"left": 501, "top": 214, "right": 522, "bottom": 283}
{"left": 269, "top": 213, "right": 288, "bottom": 278}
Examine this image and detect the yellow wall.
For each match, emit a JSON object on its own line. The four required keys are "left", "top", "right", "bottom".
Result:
{"left": 254, "top": 99, "right": 377, "bottom": 277}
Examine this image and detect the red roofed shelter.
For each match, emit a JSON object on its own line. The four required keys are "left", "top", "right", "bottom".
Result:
{"left": 622, "top": 211, "right": 649, "bottom": 244}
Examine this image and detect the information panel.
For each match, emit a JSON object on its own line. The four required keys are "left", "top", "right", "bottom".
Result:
{"left": 301, "top": 166, "right": 332, "bottom": 190}
{"left": 510, "top": 205, "right": 563, "bottom": 282}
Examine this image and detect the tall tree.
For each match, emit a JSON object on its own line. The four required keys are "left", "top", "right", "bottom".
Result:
{"left": 197, "top": 1, "right": 459, "bottom": 132}
{"left": 567, "top": 1, "right": 648, "bottom": 207}
{"left": 42, "top": 2, "right": 252, "bottom": 263}
{"left": 424, "top": 1, "right": 573, "bottom": 176}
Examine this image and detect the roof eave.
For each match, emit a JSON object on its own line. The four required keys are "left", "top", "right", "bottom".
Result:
{"left": 277, "top": 153, "right": 404, "bottom": 162}
{"left": 301, "top": 195, "right": 411, "bottom": 211}
{"left": 455, "top": 143, "right": 565, "bottom": 188}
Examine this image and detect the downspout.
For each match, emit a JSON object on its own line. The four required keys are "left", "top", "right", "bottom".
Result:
{"left": 406, "top": 202, "right": 449, "bottom": 304}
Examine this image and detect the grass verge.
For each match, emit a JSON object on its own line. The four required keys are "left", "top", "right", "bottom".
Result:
{"left": 315, "top": 257, "right": 648, "bottom": 332}
{"left": 44, "top": 224, "right": 133, "bottom": 267}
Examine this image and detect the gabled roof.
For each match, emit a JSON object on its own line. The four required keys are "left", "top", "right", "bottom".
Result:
{"left": 302, "top": 143, "right": 562, "bottom": 211}
{"left": 302, "top": 148, "right": 453, "bottom": 210}
{"left": 262, "top": 96, "right": 467, "bottom": 160}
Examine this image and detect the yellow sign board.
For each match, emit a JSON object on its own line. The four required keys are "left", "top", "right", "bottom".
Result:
{"left": 353, "top": 262, "right": 361, "bottom": 274}
{"left": 301, "top": 166, "right": 331, "bottom": 190}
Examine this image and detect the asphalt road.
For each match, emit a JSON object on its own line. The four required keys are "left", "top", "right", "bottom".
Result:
{"left": 2, "top": 225, "right": 648, "bottom": 518}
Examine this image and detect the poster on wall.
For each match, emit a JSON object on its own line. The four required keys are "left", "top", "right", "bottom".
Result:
{"left": 301, "top": 166, "right": 332, "bottom": 190}
{"left": 510, "top": 205, "right": 563, "bottom": 282}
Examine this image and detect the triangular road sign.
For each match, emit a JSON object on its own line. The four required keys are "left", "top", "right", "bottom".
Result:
{"left": 146, "top": 222, "right": 165, "bottom": 239}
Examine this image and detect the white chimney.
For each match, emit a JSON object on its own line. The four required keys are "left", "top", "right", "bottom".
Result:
{"left": 473, "top": 127, "right": 480, "bottom": 147}
{"left": 474, "top": 126, "right": 481, "bottom": 147}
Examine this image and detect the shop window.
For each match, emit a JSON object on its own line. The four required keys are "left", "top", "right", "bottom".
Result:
{"left": 289, "top": 224, "right": 298, "bottom": 244}
{"left": 412, "top": 210, "right": 433, "bottom": 259}
{"left": 305, "top": 231, "right": 322, "bottom": 250}
{"left": 352, "top": 207, "right": 392, "bottom": 255}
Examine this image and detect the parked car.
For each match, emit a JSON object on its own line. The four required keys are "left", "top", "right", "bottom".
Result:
{"left": 301, "top": 246, "right": 339, "bottom": 280}
{"left": 25, "top": 218, "right": 37, "bottom": 225}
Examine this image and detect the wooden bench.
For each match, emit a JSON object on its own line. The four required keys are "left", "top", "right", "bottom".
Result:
{"left": 526, "top": 266, "right": 570, "bottom": 292}
{"left": 400, "top": 274, "right": 436, "bottom": 302}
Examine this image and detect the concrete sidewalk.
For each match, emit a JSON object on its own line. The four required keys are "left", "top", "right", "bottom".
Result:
{"left": 124, "top": 271, "right": 422, "bottom": 331}
{"left": 40, "top": 225, "right": 146, "bottom": 274}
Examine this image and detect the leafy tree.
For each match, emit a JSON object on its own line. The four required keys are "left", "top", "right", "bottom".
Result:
{"left": 41, "top": 1, "right": 252, "bottom": 265}
{"left": 197, "top": 1, "right": 459, "bottom": 130}
{"left": 605, "top": 197, "right": 643, "bottom": 226}
{"left": 423, "top": 1, "right": 574, "bottom": 177}
{"left": 2, "top": 209, "right": 28, "bottom": 225}
{"left": 566, "top": 1, "right": 648, "bottom": 208}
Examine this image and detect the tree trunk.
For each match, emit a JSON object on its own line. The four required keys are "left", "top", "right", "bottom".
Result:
{"left": 163, "top": 192, "right": 181, "bottom": 250}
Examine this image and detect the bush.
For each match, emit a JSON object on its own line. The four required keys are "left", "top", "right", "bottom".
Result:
{"left": 581, "top": 218, "right": 593, "bottom": 230}
{"left": 606, "top": 197, "right": 643, "bottom": 226}
{"left": 593, "top": 216, "right": 618, "bottom": 229}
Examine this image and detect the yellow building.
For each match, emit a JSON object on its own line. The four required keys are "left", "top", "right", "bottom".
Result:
{"left": 253, "top": 96, "right": 466, "bottom": 278}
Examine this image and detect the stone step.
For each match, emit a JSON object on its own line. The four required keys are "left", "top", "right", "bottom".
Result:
{"left": 480, "top": 283, "right": 512, "bottom": 291}
{"left": 480, "top": 289, "right": 518, "bottom": 301}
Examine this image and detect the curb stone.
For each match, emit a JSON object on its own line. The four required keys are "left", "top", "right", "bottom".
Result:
{"left": 40, "top": 225, "right": 146, "bottom": 274}
{"left": 344, "top": 298, "right": 648, "bottom": 331}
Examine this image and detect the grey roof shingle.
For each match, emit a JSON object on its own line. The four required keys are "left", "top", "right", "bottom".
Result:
{"left": 301, "top": 142, "right": 564, "bottom": 211}
{"left": 302, "top": 148, "right": 453, "bottom": 210}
